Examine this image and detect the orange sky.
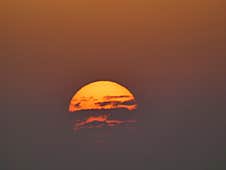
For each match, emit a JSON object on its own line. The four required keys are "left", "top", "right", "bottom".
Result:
{"left": 3, "top": 1, "right": 225, "bottom": 115}
{"left": 3, "top": 1, "right": 226, "bottom": 169}
{"left": 3, "top": 0, "right": 226, "bottom": 106}
{"left": 4, "top": 1, "right": 225, "bottom": 76}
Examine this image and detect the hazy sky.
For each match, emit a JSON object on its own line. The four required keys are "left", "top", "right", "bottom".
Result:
{"left": 3, "top": 0, "right": 226, "bottom": 169}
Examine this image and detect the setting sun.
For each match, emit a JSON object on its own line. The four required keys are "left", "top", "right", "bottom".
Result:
{"left": 69, "top": 81, "right": 137, "bottom": 112}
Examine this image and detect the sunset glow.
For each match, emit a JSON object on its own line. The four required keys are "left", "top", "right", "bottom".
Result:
{"left": 69, "top": 81, "right": 137, "bottom": 112}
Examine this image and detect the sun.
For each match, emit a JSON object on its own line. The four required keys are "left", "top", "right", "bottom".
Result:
{"left": 69, "top": 81, "right": 137, "bottom": 112}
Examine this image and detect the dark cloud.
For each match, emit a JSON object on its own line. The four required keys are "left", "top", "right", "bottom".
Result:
{"left": 74, "top": 102, "right": 81, "bottom": 108}
{"left": 95, "top": 100, "right": 135, "bottom": 107}
{"left": 95, "top": 101, "right": 119, "bottom": 107}
{"left": 104, "top": 95, "right": 131, "bottom": 100}
{"left": 121, "top": 100, "right": 136, "bottom": 106}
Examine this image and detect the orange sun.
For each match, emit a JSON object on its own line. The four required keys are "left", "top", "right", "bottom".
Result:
{"left": 69, "top": 81, "right": 137, "bottom": 112}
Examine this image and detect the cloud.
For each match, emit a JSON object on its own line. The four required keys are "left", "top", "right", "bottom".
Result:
{"left": 121, "top": 100, "right": 136, "bottom": 106}
{"left": 95, "top": 99, "right": 135, "bottom": 108}
{"left": 104, "top": 95, "right": 131, "bottom": 100}
{"left": 74, "top": 102, "right": 81, "bottom": 108}
{"left": 95, "top": 101, "right": 120, "bottom": 107}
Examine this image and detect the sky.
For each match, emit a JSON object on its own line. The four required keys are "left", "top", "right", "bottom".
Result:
{"left": 3, "top": 0, "right": 226, "bottom": 169}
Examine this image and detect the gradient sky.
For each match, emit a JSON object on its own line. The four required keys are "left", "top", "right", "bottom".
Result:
{"left": 3, "top": 0, "right": 226, "bottom": 170}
